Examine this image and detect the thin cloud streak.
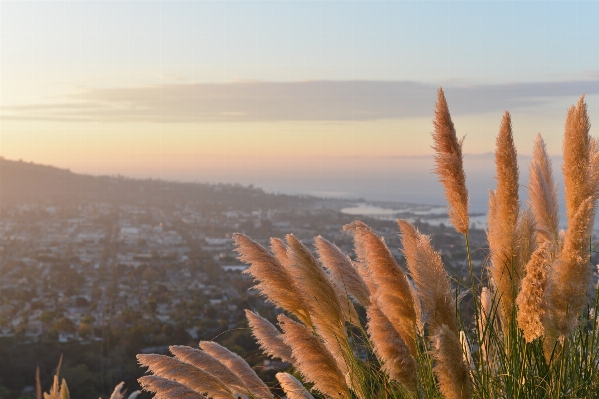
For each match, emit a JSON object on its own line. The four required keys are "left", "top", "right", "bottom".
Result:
{"left": 3, "top": 80, "right": 599, "bottom": 123}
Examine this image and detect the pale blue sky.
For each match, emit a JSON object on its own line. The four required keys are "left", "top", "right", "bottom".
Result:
{"left": 1, "top": 1, "right": 598, "bottom": 197}
{"left": 3, "top": 1, "right": 599, "bottom": 85}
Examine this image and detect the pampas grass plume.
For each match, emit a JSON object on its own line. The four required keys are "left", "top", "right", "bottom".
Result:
{"left": 200, "top": 341, "right": 274, "bottom": 399}
{"left": 488, "top": 111, "right": 521, "bottom": 328}
{"left": 529, "top": 134, "right": 559, "bottom": 244}
{"left": 278, "top": 314, "right": 350, "bottom": 399}
{"left": 563, "top": 95, "right": 592, "bottom": 222}
{"left": 276, "top": 373, "right": 315, "bottom": 399}
{"left": 367, "top": 303, "right": 417, "bottom": 391}
{"left": 344, "top": 221, "right": 417, "bottom": 357}
{"left": 169, "top": 346, "right": 248, "bottom": 395}
{"left": 398, "top": 219, "right": 458, "bottom": 335}
{"left": 547, "top": 197, "right": 594, "bottom": 337}
{"left": 432, "top": 88, "right": 470, "bottom": 235}
{"left": 314, "top": 235, "right": 371, "bottom": 307}
{"left": 245, "top": 310, "right": 293, "bottom": 363}
{"left": 432, "top": 325, "right": 472, "bottom": 399}
{"left": 138, "top": 376, "right": 205, "bottom": 399}
{"left": 234, "top": 233, "right": 311, "bottom": 326}
{"left": 516, "top": 242, "right": 551, "bottom": 342}
{"left": 137, "top": 354, "right": 235, "bottom": 399}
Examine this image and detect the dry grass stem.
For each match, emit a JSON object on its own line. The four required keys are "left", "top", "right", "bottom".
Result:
{"left": 276, "top": 373, "right": 315, "bottom": 399}
{"left": 278, "top": 314, "right": 350, "bottom": 399}
{"left": 459, "top": 331, "right": 473, "bottom": 370}
{"left": 199, "top": 341, "right": 274, "bottom": 399}
{"left": 344, "top": 221, "right": 417, "bottom": 357}
{"left": 432, "top": 88, "right": 470, "bottom": 235}
{"left": 432, "top": 325, "right": 472, "bottom": 399}
{"left": 367, "top": 304, "right": 417, "bottom": 391}
{"left": 245, "top": 310, "right": 293, "bottom": 363}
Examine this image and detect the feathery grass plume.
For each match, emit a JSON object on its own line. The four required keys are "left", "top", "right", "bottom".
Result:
{"left": 547, "top": 197, "right": 595, "bottom": 338}
{"left": 59, "top": 380, "right": 69, "bottom": 399}
{"left": 200, "top": 341, "right": 274, "bottom": 399}
{"left": 285, "top": 234, "right": 346, "bottom": 326}
{"left": 344, "top": 221, "right": 417, "bottom": 357}
{"left": 270, "top": 237, "right": 293, "bottom": 270}
{"left": 245, "top": 309, "right": 293, "bottom": 363}
{"left": 330, "top": 279, "right": 361, "bottom": 326}
{"left": 43, "top": 357, "right": 63, "bottom": 399}
{"left": 284, "top": 234, "right": 355, "bottom": 380}
{"left": 398, "top": 219, "right": 458, "bottom": 335}
{"left": 278, "top": 314, "right": 350, "bottom": 398}
{"left": 529, "top": 134, "right": 560, "bottom": 244}
{"left": 169, "top": 346, "right": 249, "bottom": 395}
{"left": 109, "top": 382, "right": 125, "bottom": 399}
{"left": 514, "top": 208, "right": 537, "bottom": 276}
{"left": 233, "top": 233, "right": 311, "bottom": 326}
{"left": 137, "top": 354, "right": 236, "bottom": 399}
{"left": 432, "top": 325, "right": 472, "bottom": 399}
{"left": 487, "top": 111, "right": 521, "bottom": 328}
{"left": 276, "top": 373, "right": 315, "bottom": 399}
{"left": 314, "top": 235, "right": 371, "bottom": 307}
{"left": 516, "top": 242, "right": 551, "bottom": 342}
{"left": 366, "top": 303, "right": 417, "bottom": 391}
{"left": 138, "top": 376, "right": 205, "bottom": 399}
{"left": 563, "top": 95, "right": 593, "bottom": 222}
{"left": 432, "top": 88, "right": 470, "bottom": 235}
{"left": 407, "top": 278, "right": 424, "bottom": 332}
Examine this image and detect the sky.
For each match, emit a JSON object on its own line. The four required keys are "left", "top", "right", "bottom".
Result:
{"left": 1, "top": 1, "right": 599, "bottom": 205}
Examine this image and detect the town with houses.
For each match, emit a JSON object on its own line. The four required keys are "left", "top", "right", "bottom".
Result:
{"left": 0, "top": 195, "right": 490, "bottom": 346}
{"left": 0, "top": 159, "right": 540, "bottom": 398}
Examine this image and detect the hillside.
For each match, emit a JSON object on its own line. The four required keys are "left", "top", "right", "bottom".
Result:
{"left": 0, "top": 158, "right": 312, "bottom": 210}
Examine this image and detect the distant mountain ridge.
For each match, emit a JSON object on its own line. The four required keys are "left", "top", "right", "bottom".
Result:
{"left": 0, "top": 158, "right": 307, "bottom": 209}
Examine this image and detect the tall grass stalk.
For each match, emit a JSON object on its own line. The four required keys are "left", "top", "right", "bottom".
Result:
{"left": 137, "top": 90, "right": 599, "bottom": 398}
